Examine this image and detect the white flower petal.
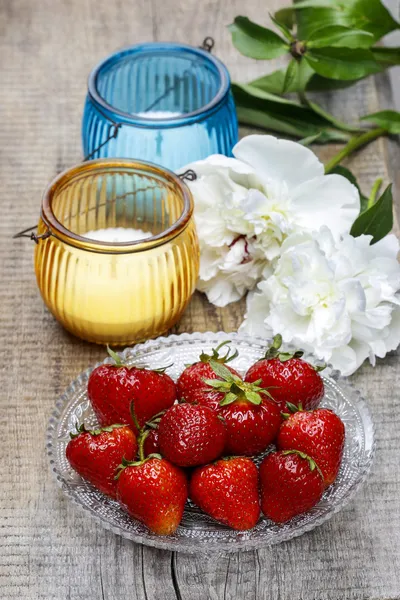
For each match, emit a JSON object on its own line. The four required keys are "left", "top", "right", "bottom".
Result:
{"left": 239, "top": 290, "right": 272, "bottom": 338}
{"left": 233, "top": 135, "right": 324, "bottom": 191}
{"left": 291, "top": 174, "right": 360, "bottom": 238}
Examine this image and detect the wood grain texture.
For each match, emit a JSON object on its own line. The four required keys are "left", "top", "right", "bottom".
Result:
{"left": 0, "top": 0, "right": 399, "bottom": 599}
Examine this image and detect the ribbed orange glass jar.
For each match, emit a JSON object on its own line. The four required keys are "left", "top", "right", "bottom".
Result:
{"left": 34, "top": 159, "right": 199, "bottom": 345}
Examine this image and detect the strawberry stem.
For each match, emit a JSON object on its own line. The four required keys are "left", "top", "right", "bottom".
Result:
{"left": 138, "top": 430, "right": 149, "bottom": 461}
{"left": 129, "top": 400, "right": 142, "bottom": 433}
{"left": 199, "top": 340, "right": 239, "bottom": 365}
{"left": 263, "top": 334, "right": 304, "bottom": 362}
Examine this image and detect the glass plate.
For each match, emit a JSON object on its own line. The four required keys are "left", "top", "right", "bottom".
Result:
{"left": 46, "top": 332, "right": 375, "bottom": 553}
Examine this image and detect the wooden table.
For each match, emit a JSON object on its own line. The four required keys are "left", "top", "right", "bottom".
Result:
{"left": 1, "top": 1, "right": 400, "bottom": 598}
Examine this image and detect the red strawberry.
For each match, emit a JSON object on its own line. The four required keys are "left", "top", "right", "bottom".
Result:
{"left": 190, "top": 457, "right": 260, "bottom": 530}
{"left": 88, "top": 347, "right": 176, "bottom": 433}
{"left": 158, "top": 403, "right": 226, "bottom": 467}
{"left": 184, "top": 387, "right": 223, "bottom": 412}
{"left": 116, "top": 456, "right": 187, "bottom": 535}
{"left": 143, "top": 429, "right": 160, "bottom": 457}
{"left": 277, "top": 407, "right": 345, "bottom": 487}
{"left": 245, "top": 335, "right": 324, "bottom": 412}
{"left": 66, "top": 423, "right": 137, "bottom": 498}
{"left": 260, "top": 450, "right": 324, "bottom": 523}
{"left": 177, "top": 341, "right": 241, "bottom": 402}
{"left": 202, "top": 361, "right": 281, "bottom": 456}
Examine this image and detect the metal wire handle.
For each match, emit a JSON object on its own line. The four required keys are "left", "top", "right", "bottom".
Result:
{"left": 199, "top": 36, "right": 214, "bottom": 52}
{"left": 13, "top": 225, "right": 52, "bottom": 244}
{"left": 178, "top": 170, "right": 197, "bottom": 182}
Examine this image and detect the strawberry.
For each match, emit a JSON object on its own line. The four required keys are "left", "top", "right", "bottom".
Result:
{"left": 157, "top": 403, "right": 226, "bottom": 467}
{"left": 203, "top": 361, "right": 281, "bottom": 456}
{"left": 260, "top": 450, "right": 325, "bottom": 523}
{"left": 87, "top": 347, "right": 176, "bottom": 433}
{"left": 184, "top": 387, "right": 223, "bottom": 412}
{"left": 277, "top": 407, "right": 345, "bottom": 487}
{"left": 245, "top": 335, "right": 325, "bottom": 412}
{"left": 116, "top": 455, "right": 187, "bottom": 535}
{"left": 177, "top": 341, "right": 241, "bottom": 402}
{"left": 66, "top": 423, "right": 137, "bottom": 498}
{"left": 190, "top": 457, "right": 260, "bottom": 530}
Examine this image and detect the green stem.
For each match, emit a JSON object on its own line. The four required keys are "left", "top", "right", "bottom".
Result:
{"left": 324, "top": 128, "right": 387, "bottom": 174}
{"left": 138, "top": 430, "right": 149, "bottom": 462}
{"left": 368, "top": 177, "right": 383, "bottom": 208}
{"left": 129, "top": 400, "right": 141, "bottom": 433}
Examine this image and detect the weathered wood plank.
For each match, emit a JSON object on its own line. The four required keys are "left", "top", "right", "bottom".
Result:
{"left": 0, "top": 0, "right": 399, "bottom": 599}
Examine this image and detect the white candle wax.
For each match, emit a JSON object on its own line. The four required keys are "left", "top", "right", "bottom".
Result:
{"left": 136, "top": 111, "right": 182, "bottom": 119}
{"left": 84, "top": 227, "right": 153, "bottom": 243}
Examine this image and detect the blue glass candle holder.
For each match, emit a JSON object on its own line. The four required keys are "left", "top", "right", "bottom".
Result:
{"left": 82, "top": 41, "right": 239, "bottom": 171}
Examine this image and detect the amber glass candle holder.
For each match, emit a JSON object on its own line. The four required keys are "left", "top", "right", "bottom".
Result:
{"left": 34, "top": 159, "right": 199, "bottom": 345}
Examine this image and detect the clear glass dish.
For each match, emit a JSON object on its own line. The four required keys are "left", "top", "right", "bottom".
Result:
{"left": 46, "top": 332, "right": 375, "bottom": 553}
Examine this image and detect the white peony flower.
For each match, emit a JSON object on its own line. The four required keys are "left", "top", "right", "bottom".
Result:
{"left": 240, "top": 227, "right": 400, "bottom": 375}
{"left": 182, "top": 135, "right": 360, "bottom": 307}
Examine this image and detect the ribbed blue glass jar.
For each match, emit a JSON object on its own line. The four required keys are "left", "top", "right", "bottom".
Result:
{"left": 82, "top": 42, "right": 238, "bottom": 171}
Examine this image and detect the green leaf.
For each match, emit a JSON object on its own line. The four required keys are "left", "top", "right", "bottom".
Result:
{"left": 249, "top": 61, "right": 314, "bottom": 94}
{"left": 347, "top": 0, "right": 400, "bottom": 41}
{"left": 307, "top": 25, "right": 375, "bottom": 49}
{"left": 305, "top": 47, "right": 381, "bottom": 80}
{"left": 361, "top": 110, "right": 400, "bottom": 134}
{"left": 203, "top": 378, "right": 229, "bottom": 389}
{"left": 372, "top": 47, "right": 400, "bottom": 67}
{"left": 291, "top": 0, "right": 400, "bottom": 41}
{"left": 274, "top": 7, "right": 295, "bottom": 29}
{"left": 232, "top": 82, "right": 352, "bottom": 142}
{"left": 306, "top": 73, "right": 367, "bottom": 91}
{"left": 219, "top": 392, "right": 238, "bottom": 406}
{"left": 250, "top": 69, "right": 287, "bottom": 95}
{"left": 282, "top": 59, "right": 299, "bottom": 93}
{"left": 350, "top": 184, "right": 393, "bottom": 243}
{"left": 228, "top": 16, "right": 289, "bottom": 59}
{"left": 330, "top": 165, "right": 369, "bottom": 213}
{"left": 244, "top": 391, "right": 263, "bottom": 405}
{"left": 107, "top": 346, "right": 124, "bottom": 366}
{"left": 269, "top": 13, "right": 294, "bottom": 42}
{"left": 305, "top": 98, "right": 362, "bottom": 132}
{"left": 209, "top": 359, "right": 235, "bottom": 382}
{"left": 298, "top": 132, "right": 323, "bottom": 146}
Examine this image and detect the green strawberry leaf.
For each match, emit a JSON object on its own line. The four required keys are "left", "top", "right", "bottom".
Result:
{"left": 307, "top": 25, "right": 375, "bottom": 49}
{"left": 202, "top": 378, "right": 230, "bottom": 389}
{"left": 107, "top": 346, "right": 124, "bottom": 366}
{"left": 244, "top": 391, "right": 263, "bottom": 405}
{"left": 228, "top": 16, "right": 289, "bottom": 59}
{"left": 350, "top": 184, "right": 393, "bottom": 243}
{"left": 209, "top": 359, "right": 235, "bottom": 382}
{"left": 305, "top": 47, "right": 381, "bottom": 80}
{"left": 361, "top": 110, "right": 400, "bottom": 134}
{"left": 219, "top": 392, "right": 238, "bottom": 406}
